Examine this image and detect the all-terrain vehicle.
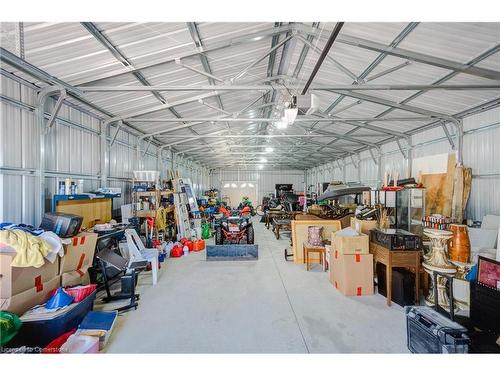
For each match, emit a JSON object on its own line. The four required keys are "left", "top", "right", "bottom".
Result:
{"left": 237, "top": 196, "right": 256, "bottom": 216}
{"left": 214, "top": 207, "right": 254, "bottom": 245}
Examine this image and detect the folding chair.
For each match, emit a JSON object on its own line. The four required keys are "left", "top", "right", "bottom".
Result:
{"left": 124, "top": 229, "right": 159, "bottom": 285}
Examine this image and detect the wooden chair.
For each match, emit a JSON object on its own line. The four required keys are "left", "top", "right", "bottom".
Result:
{"left": 303, "top": 242, "right": 327, "bottom": 271}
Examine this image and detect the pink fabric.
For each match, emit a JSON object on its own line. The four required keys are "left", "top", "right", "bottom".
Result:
{"left": 307, "top": 226, "right": 323, "bottom": 246}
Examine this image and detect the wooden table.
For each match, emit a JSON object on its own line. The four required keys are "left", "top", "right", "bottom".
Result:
{"left": 265, "top": 211, "right": 290, "bottom": 229}
{"left": 272, "top": 218, "right": 292, "bottom": 240}
{"left": 369, "top": 242, "right": 422, "bottom": 306}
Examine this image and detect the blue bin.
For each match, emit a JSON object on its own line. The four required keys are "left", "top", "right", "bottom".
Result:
{"left": 6, "top": 291, "right": 96, "bottom": 349}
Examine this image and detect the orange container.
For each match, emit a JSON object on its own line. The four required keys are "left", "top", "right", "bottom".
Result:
{"left": 448, "top": 224, "right": 471, "bottom": 263}
{"left": 192, "top": 239, "right": 206, "bottom": 252}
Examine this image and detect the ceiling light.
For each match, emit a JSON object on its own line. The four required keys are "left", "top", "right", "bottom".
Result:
{"left": 258, "top": 165, "right": 263, "bottom": 170}
{"left": 276, "top": 118, "right": 288, "bottom": 129}
{"left": 223, "top": 183, "right": 230, "bottom": 188}
{"left": 241, "top": 183, "right": 247, "bottom": 188}
{"left": 231, "top": 183, "right": 237, "bottom": 188}
{"left": 265, "top": 147, "right": 274, "bottom": 153}
{"left": 260, "top": 157, "right": 267, "bottom": 163}
{"left": 284, "top": 108, "right": 298, "bottom": 125}
{"left": 248, "top": 183, "right": 254, "bottom": 188}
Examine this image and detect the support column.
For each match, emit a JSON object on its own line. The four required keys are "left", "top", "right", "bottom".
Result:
{"left": 342, "top": 159, "right": 347, "bottom": 183}
{"left": 377, "top": 149, "right": 383, "bottom": 188}
{"left": 36, "top": 86, "right": 66, "bottom": 223}
{"left": 455, "top": 119, "right": 464, "bottom": 166}
{"left": 406, "top": 136, "right": 413, "bottom": 178}
{"left": 100, "top": 118, "right": 121, "bottom": 188}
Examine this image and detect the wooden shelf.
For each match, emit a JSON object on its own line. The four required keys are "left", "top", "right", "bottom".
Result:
{"left": 135, "top": 210, "right": 157, "bottom": 217}
{"left": 133, "top": 191, "right": 157, "bottom": 197}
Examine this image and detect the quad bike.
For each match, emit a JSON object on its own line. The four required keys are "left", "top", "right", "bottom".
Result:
{"left": 237, "top": 197, "right": 256, "bottom": 216}
{"left": 214, "top": 207, "right": 254, "bottom": 245}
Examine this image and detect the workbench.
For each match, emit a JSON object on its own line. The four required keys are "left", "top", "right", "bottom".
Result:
{"left": 369, "top": 242, "right": 422, "bottom": 306}
{"left": 52, "top": 193, "right": 121, "bottom": 229}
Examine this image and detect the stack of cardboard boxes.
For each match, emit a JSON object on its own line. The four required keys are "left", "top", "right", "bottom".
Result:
{"left": 0, "top": 232, "right": 97, "bottom": 315}
{"left": 59, "top": 233, "right": 97, "bottom": 287}
{"left": 329, "top": 231, "right": 374, "bottom": 296}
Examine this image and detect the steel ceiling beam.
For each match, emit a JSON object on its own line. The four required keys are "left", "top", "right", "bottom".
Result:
{"left": 295, "top": 124, "right": 380, "bottom": 147}
{"left": 368, "top": 43, "right": 500, "bottom": 123}
{"left": 331, "top": 33, "right": 500, "bottom": 81}
{"left": 297, "top": 30, "right": 360, "bottom": 86}
{"left": 81, "top": 22, "right": 169, "bottom": 106}
{"left": 364, "top": 60, "right": 411, "bottom": 82}
{"left": 186, "top": 22, "right": 230, "bottom": 132}
{"left": 330, "top": 89, "right": 456, "bottom": 121}
{"left": 292, "top": 22, "right": 320, "bottom": 79}
{"left": 155, "top": 134, "right": 355, "bottom": 138}
{"left": 231, "top": 34, "right": 295, "bottom": 82}
{"left": 308, "top": 22, "right": 419, "bottom": 141}
{"left": 175, "top": 59, "right": 224, "bottom": 83}
{"left": 313, "top": 42, "right": 500, "bottom": 164}
{"left": 257, "top": 22, "right": 283, "bottom": 137}
{"left": 125, "top": 116, "right": 433, "bottom": 123}
{"left": 76, "top": 24, "right": 298, "bottom": 86}
{"left": 78, "top": 83, "right": 500, "bottom": 92}
{"left": 81, "top": 22, "right": 216, "bottom": 157}
{"left": 311, "top": 26, "right": 499, "bottom": 167}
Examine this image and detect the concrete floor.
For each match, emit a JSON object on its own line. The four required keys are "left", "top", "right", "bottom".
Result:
{"left": 103, "top": 220, "right": 409, "bottom": 353}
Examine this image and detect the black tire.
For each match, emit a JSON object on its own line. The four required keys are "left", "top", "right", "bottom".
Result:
{"left": 247, "top": 225, "right": 254, "bottom": 244}
{"left": 215, "top": 226, "right": 224, "bottom": 245}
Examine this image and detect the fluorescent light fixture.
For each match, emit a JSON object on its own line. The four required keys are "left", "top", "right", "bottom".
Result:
{"left": 265, "top": 147, "right": 274, "bottom": 153}
{"left": 223, "top": 183, "right": 230, "bottom": 188}
{"left": 276, "top": 118, "right": 288, "bottom": 129}
{"left": 241, "top": 183, "right": 247, "bottom": 188}
{"left": 284, "top": 107, "right": 298, "bottom": 125}
{"left": 248, "top": 183, "right": 254, "bottom": 188}
{"left": 260, "top": 157, "right": 267, "bottom": 163}
{"left": 231, "top": 183, "right": 237, "bottom": 188}
{"left": 258, "top": 165, "right": 264, "bottom": 170}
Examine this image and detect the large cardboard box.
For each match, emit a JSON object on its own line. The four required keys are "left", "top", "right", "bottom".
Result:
{"left": 332, "top": 232, "right": 369, "bottom": 255}
{"left": 330, "top": 250, "right": 374, "bottom": 296}
{"left": 350, "top": 217, "right": 378, "bottom": 235}
{"left": 59, "top": 232, "right": 97, "bottom": 274}
{"left": 0, "top": 252, "right": 59, "bottom": 298}
{"left": 0, "top": 276, "right": 60, "bottom": 315}
{"left": 61, "top": 270, "right": 91, "bottom": 287}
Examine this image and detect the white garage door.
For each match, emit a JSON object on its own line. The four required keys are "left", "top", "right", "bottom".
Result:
{"left": 221, "top": 181, "right": 257, "bottom": 209}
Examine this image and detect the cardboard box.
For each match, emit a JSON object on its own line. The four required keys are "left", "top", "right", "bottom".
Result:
{"left": 0, "top": 276, "right": 61, "bottom": 315}
{"left": 350, "top": 217, "right": 378, "bottom": 235}
{"left": 61, "top": 270, "right": 91, "bottom": 287}
{"left": 325, "top": 245, "right": 332, "bottom": 270}
{"left": 60, "top": 232, "right": 97, "bottom": 274}
{"left": 330, "top": 250, "right": 374, "bottom": 296}
{"left": 332, "top": 232, "right": 369, "bottom": 255}
{"left": 0, "top": 252, "right": 59, "bottom": 298}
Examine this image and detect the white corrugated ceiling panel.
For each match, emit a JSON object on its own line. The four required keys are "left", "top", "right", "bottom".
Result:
{"left": 397, "top": 23, "right": 500, "bottom": 63}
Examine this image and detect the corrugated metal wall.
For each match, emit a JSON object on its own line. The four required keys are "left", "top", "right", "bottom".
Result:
{"left": 306, "top": 106, "right": 500, "bottom": 221}
{"left": 0, "top": 73, "right": 210, "bottom": 225}
{"left": 210, "top": 169, "right": 305, "bottom": 203}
